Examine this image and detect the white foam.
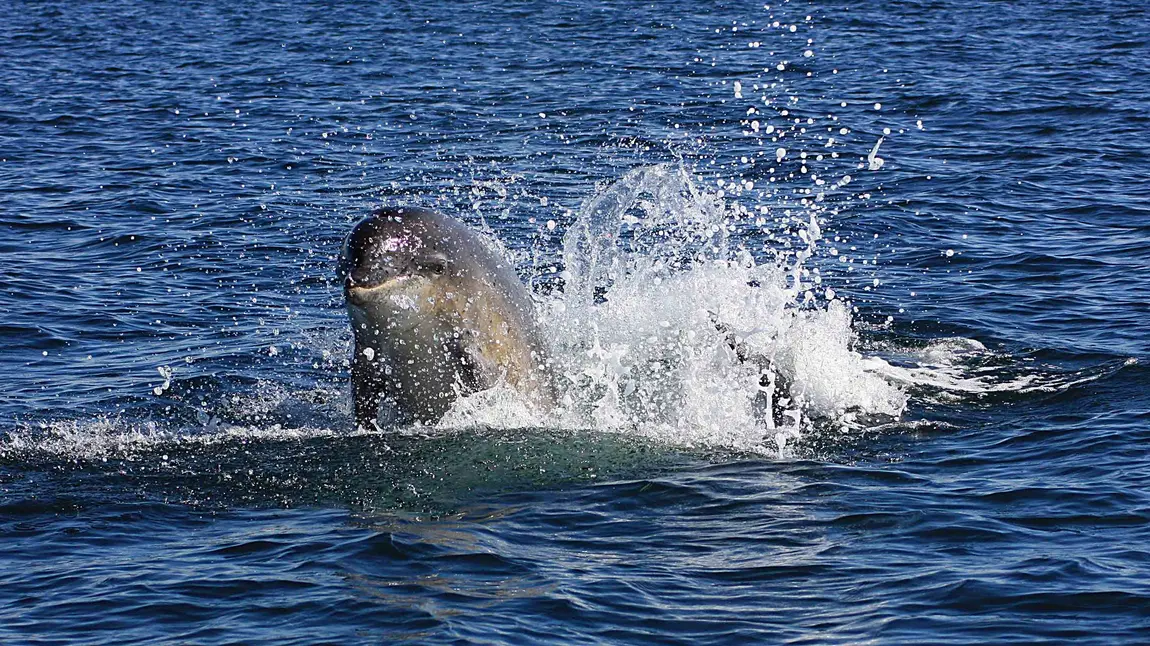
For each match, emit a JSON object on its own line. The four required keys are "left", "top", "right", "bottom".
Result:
{"left": 862, "top": 339, "right": 1133, "bottom": 397}
{"left": 436, "top": 382, "right": 546, "bottom": 431}
{"left": 0, "top": 414, "right": 355, "bottom": 461}
{"left": 436, "top": 165, "right": 909, "bottom": 456}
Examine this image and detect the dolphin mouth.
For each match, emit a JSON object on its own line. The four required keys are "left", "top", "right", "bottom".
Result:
{"left": 344, "top": 275, "right": 422, "bottom": 305}
{"left": 345, "top": 274, "right": 412, "bottom": 292}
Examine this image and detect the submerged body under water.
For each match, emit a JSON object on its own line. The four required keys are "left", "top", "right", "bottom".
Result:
{"left": 2, "top": 0, "right": 1148, "bottom": 643}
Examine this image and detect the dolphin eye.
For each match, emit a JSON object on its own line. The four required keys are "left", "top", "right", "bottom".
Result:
{"left": 414, "top": 254, "right": 448, "bottom": 275}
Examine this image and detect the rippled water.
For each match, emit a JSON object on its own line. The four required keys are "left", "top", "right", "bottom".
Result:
{"left": 2, "top": 0, "right": 1148, "bottom": 643}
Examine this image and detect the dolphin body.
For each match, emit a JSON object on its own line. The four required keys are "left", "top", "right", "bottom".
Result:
{"left": 339, "top": 207, "right": 554, "bottom": 428}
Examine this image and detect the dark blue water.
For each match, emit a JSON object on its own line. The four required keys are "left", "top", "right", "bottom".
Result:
{"left": 2, "top": 0, "right": 1148, "bottom": 643}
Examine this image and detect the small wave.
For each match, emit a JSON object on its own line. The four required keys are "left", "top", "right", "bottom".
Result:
{"left": 865, "top": 337, "right": 1136, "bottom": 401}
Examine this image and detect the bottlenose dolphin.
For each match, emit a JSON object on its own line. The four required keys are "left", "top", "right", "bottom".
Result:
{"left": 339, "top": 207, "right": 554, "bottom": 428}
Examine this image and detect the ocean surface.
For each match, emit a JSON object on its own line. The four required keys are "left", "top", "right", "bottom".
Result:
{"left": 2, "top": 0, "right": 1148, "bottom": 643}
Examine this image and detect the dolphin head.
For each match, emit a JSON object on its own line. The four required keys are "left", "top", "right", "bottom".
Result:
{"left": 339, "top": 208, "right": 452, "bottom": 303}
{"left": 339, "top": 206, "right": 556, "bottom": 428}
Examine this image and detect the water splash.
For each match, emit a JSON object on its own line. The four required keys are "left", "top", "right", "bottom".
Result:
{"left": 442, "top": 164, "right": 907, "bottom": 456}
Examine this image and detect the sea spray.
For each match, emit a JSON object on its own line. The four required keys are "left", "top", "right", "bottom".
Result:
{"left": 439, "top": 164, "right": 908, "bottom": 456}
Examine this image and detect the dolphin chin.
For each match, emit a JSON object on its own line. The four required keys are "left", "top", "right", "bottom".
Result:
{"left": 340, "top": 206, "right": 555, "bottom": 429}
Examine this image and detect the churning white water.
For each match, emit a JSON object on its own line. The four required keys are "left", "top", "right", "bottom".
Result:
{"left": 441, "top": 164, "right": 907, "bottom": 456}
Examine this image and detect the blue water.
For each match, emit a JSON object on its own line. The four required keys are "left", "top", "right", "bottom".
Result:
{"left": 2, "top": 0, "right": 1149, "bottom": 643}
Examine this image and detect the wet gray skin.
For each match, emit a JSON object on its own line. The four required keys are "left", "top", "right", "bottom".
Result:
{"left": 339, "top": 207, "right": 555, "bottom": 428}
